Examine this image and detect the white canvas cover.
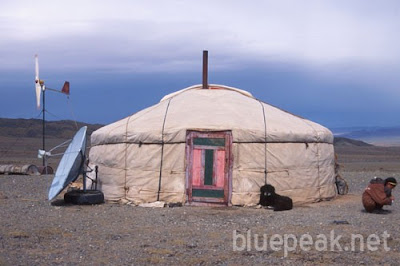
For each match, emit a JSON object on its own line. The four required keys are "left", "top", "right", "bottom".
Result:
{"left": 88, "top": 85, "right": 336, "bottom": 205}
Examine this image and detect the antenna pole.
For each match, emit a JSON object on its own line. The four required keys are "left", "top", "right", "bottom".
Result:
{"left": 42, "top": 87, "right": 46, "bottom": 167}
{"left": 202, "top": 50, "right": 208, "bottom": 89}
{"left": 95, "top": 165, "right": 98, "bottom": 190}
{"left": 82, "top": 155, "right": 87, "bottom": 192}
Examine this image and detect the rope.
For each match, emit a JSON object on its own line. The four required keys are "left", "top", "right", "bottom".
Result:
{"left": 66, "top": 97, "right": 79, "bottom": 130}
{"left": 42, "top": 95, "right": 78, "bottom": 130}
{"left": 258, "top": 100, "right": 268, "bottom": 185}
{"left": 0, "top": 92, "right": 77, "bottom": 162}
{"left": 157, "top": 98, "right": 172, "bottom": 201}
{"left": 0, "top": 113, "right": 45, "bottom": 159}
{"left": 45, "top": 110, "right": 64, "bottom": 120}
{"left": 302, "top": 119, "right": 323, "bottom": 198}
{"left": 124, "top": 113, "right": 133, "bottom": 196}
{"left": 48, "top": 139, "right": 72, "bottom": 153}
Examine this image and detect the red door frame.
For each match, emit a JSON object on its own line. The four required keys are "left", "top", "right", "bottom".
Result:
{"left": 185, "top": 130, "right": 233, "bottom": 205}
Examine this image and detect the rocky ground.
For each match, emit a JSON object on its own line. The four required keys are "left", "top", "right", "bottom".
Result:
{"left": 1, "top": 145, "right": 400, "bottom": 265}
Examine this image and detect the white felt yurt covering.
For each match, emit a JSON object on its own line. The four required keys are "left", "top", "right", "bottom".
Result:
{"left": 87, "top": 85, "right": 336, "bottom": 205}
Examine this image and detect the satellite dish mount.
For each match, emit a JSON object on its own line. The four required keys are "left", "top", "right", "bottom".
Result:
{"left": 48, "top": 126, "right": 104, "bottom": 205}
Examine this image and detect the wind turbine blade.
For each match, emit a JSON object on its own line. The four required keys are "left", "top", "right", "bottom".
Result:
{"left": 35, "top": 55, "right": 41, "bottom": 109}
{"left": 35, "top": 54, "right": 39, "bottom": 81}
{"left": 36, "top": 83, "right": 41, "bottom": 109}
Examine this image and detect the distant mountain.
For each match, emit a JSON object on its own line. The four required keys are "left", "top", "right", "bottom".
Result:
{"left": 331, "top": 126, "right": 400, "bottom": 138}
{"left": 0, "top": 118, "right": 104, "bottom": 139}
{"left": 1, "top": 118, "right": 398, "bottom": 147}
{"left": 330, "top": 126, "right": 400, "bottom": 146}
{"left": 333, "top": 137, "right": 373, "bottom": 147}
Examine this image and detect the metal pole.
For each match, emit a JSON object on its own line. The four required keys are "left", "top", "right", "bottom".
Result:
{"left": 95, "top": 166, "right": 98, "bottom": 190}
{"left": 202, "top": 50, "right": 208, "bottom": 89}
{"left": 82, "top": 155, "right": 87, "bottom": 192}
{"left": 42, "top": 87, "right": 46, "bottom": 167}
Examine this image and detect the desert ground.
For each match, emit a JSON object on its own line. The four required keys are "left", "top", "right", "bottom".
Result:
{"left": 1, "top": 137, "right": 400, "bottom": 265}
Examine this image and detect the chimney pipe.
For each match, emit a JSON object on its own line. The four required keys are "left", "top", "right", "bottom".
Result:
{"left": 202, "top": 50, "right": 208, "bottom": 89}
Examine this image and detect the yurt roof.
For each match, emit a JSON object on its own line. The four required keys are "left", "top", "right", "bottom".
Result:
{"left": 160, "top": 84, "right": 254, "bottom": 101}
{"left": 91, "top": 84, "right": 333, "bottom": 146}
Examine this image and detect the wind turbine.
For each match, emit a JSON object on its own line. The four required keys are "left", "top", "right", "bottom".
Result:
{"left": 35, "top": 54, "right": 70, "bottom": 167}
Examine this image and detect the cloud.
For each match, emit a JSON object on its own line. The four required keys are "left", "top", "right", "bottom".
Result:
{"left": 1, "top": 0, "right": 399, "bottom": 127}
{"left": 1, "top": 0, "right": 399, "bottom": 72}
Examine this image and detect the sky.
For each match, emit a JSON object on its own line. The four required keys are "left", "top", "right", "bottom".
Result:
{"left": 0, "top": 0, "right": 399, "bottom": 129}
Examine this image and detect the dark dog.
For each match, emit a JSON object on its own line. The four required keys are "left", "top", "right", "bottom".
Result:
{"left": 259, "top": 184, "right": 293, "bottom": 211}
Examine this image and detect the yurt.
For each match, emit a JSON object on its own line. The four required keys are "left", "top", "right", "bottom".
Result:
{"left": 87, "top": 84, "right": 336, "bottom": 206}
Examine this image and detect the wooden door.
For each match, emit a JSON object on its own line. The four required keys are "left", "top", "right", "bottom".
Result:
{"left": 186, "top": 131, "right": 232, "bottom": 205}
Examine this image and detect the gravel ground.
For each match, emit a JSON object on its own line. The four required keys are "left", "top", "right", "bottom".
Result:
{"left": 1, "top": 154, "right": 400, "bottom": 265}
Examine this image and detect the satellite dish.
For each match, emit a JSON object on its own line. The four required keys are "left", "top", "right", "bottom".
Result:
{"left": 48, "top": 126, "right": 87, "bottom": 200}
{"left": 48, "top": 126, "right": 104, "bottom": 204}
